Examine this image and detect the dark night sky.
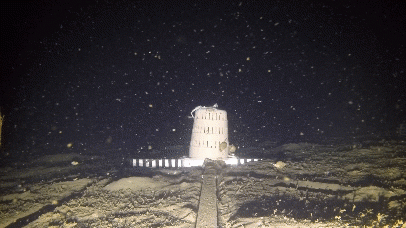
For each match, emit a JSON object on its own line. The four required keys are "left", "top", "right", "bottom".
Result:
{"left": 0, "top": 0, "right": 405, "bottom": 158}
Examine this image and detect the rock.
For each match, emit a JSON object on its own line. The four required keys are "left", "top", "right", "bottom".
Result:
{"left": 273, "top": 161, "right": 287, "bottom": 169}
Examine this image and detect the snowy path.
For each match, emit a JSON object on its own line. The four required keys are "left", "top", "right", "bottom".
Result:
{"left": 196, "top": 161, "right": 219, "bottom": 227}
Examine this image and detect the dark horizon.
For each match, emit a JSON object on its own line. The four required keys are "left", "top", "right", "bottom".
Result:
{"left": 1, "top": 0, "right": 405, "bottom": 159}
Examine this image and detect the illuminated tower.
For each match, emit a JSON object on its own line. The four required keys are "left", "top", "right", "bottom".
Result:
{"left": 189, "top": 104, "right": 229, "bottom": 160}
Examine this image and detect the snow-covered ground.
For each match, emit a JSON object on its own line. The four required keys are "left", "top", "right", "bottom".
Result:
{"left": 1, "top": 140, "right": 405, "bottom": 227}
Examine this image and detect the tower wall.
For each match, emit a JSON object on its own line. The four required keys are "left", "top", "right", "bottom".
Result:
{"left": 189, "top": 106, "right": 229, "bottom": 159}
